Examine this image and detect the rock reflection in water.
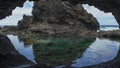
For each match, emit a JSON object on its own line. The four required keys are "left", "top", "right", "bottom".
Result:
{"left": 3, "top": 34, "right": 120, "bottom": 68}
{"left": 7, "top": 35, "right": 36, "bottom": 64}
{"left": 0, "top": 35, "right": 33, "bottom": 67}
{"left": 72, "top": 38, "right": 120, "bottom": 67}
{"left": 33, "top": 37, "right": 95, "bottom": 67}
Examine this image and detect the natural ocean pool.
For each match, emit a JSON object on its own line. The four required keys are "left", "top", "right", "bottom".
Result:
{"left": 0, "top": 0, "right": 120, "bottom": 68}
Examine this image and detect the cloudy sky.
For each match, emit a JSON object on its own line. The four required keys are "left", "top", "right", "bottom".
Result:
{"left": 82, "top": 4, "right": 119, "bottom": 25}
{"left": 0, "top": 1, "right": 33, "bottom": 26}
{"left": 0, "top": 3, "right": 118, "bottom": 26}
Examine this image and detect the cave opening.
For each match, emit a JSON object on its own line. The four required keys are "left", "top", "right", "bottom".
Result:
{"left": 82, "top": 4, "right": 119, "bottom": 31}
{"left": 0, "top": 0, "right": 33, "bottom": 27}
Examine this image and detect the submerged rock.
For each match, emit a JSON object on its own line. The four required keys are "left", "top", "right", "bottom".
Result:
{"left": 33, "top": 37, "right": 95, "bottom": 67}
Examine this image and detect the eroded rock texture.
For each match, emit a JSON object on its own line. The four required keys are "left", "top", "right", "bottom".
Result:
{"left": 18, "top": 0, "right": 99, "bottom": 36}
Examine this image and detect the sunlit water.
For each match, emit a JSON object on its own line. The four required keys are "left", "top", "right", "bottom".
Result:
{"left": 71, "top": 38, "right": 120, "bottom": 67}
{"left": 82, "top": 4, "right": 119, "bottom": 31}
{"left": 7, "top": 35, "right": 36, "bottom": 64}
{"left": 0, "top": 0, "right": 33, "bottom": 27}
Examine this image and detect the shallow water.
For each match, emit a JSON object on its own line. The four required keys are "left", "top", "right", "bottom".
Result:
{"left": 7, "top": 35, "right": 120, "bottom": 67}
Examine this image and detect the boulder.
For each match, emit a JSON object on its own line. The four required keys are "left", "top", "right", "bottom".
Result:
{"left": 28, "top": 0, "right": 99, "bottom": 36}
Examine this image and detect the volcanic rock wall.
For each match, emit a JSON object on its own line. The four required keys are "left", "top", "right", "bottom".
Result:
{"left": 18, "top": 0, "right": 99, "bottom": 36}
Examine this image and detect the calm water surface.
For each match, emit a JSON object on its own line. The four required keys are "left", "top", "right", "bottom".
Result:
{"left": 7, "top": 35, "right": 120, "bottom": 67}
{"left": 71, "top": 38, "right": 120, "bottom": 67}
{"left": 7, "top": 35, "right": 36, "bottom": 64}
{"left": 1, "top": 1, "right": 120, "bottom": 67}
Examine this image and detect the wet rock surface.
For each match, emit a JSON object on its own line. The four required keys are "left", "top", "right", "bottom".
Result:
{"left": 0, "top": 35, "right": 33, "bottom": 67}
{"left": 83, "top": 59, "right": 120, "bottom": 68}
{"left": 97, "top": 30, "right": 120, "bottom": 39}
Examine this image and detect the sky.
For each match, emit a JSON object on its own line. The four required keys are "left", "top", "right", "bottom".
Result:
{"left": 0, "top": 3, "right": 118, "bottom": 26}
{"left": 82, "top": 4, "right": 119, "bottom": 25}
{"left": 0, "top": 1, "right": 33, "bottom": 26}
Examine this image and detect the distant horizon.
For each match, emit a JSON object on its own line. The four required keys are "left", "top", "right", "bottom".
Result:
{"left": 99, "top": 24, "right": 119, "bottom": 26}
{"left": 82, "top": 4, "right": 119, "bottom": 26}
{"left": 100, "top": 25, "right": 119, "bottom": 27}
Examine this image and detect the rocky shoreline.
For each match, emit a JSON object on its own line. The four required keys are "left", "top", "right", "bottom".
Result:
{"left": 0, "top": 0, "right": 120, "bottom": 68}
{"left": 0, "top": 35, "right": 33, "bottom": 67}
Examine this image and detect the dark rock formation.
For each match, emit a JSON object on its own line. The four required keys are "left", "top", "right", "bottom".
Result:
{"left": 97, "top": 30, "right": 120, "bottom": 39}
{"left": 18, "top": 0, "right": 99, "bottom": 36}
{"left": 63, "top": 0, "right": 120, "bottom": 25}
{"left": 26, "top": 64, "right": 53, "bottom": 68}
{"left": 83, "top": 59, "right": 120, "bottom": 68}
{"left": 0, "top": 35, "right": 33, "bottom": 67}
{"left": 0, "top": 0, "right": 27, "bottom": 19}
{"left": 18, "top": 15, "right": 32, "bottom": 30}
{"left": 82, "top": 0, "right": 120, "bottom": 25}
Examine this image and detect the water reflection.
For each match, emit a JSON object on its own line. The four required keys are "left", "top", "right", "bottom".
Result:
{"left": 6, "top": 35, "right": 120, "bottom": 67}
{"left": 0, "top": 0, "right": 33, "bottom": 27}
{"left": 7, "top": 35, "right": 36, "bottom": 64}
{"left": 72, "top": 38, "right": 120, "bottom": 67}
